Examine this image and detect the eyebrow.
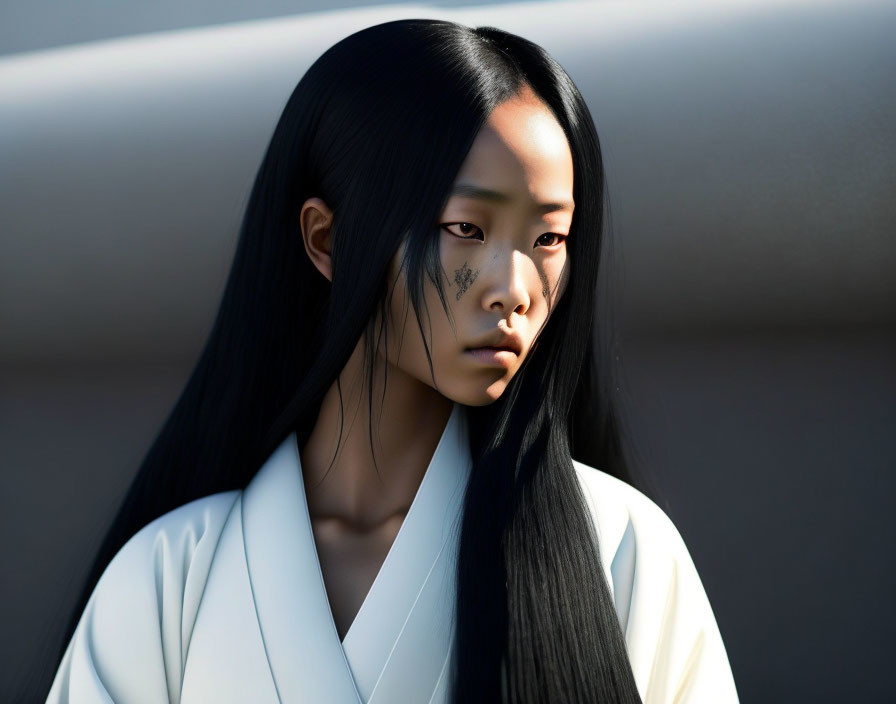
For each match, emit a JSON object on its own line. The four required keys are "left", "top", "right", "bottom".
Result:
{"left": 449, "top": 182, "right": 574, "bottom": 214}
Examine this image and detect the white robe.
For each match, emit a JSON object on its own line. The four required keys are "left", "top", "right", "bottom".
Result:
{"left": 47, "top": 402, "right": 739, "bottom": 703}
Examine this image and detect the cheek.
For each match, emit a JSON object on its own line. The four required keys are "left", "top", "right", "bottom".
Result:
{"left": 383, "top": 266, "right": 418, "bottom": 355}
{"left": 431, "top": 243, "right": 473, "bottom": 318}
{"left": 541, "top": 255, "right": 569, "bottom": 305}
{"left": 386, "top": 271, "right": 454, "bottom": 362}
{"left": 439, "top": 243, "right": 471, "bottom": 301}
{"left": 556, "top": 259, "right": 571, "bottom": 299}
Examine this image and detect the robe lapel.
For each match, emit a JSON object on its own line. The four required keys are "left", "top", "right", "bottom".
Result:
{"left": 241, "top": 422, "right": 361, "bottom": 703}
{"left": 241, "top": 401, "right": 472, "bottom": 704}
{"left": 345, "top": 401, "right": 471, "bottom": 704}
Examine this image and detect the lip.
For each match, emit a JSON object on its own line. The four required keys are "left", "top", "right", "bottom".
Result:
{"left": 467, "top": 329, "right": 524, "bottom": 356}
{"left": 465, "top": 346, "right": 518, "bottom": 368}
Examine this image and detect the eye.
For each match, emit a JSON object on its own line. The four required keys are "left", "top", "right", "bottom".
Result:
{"left": 535, "top": 233, "right": 568, "bottom": 248}
{"left": 441, "top": 223, "right": 568, "bottom": 249}
{"left": 441, "top": 222, "right": 484, "bottom": 241}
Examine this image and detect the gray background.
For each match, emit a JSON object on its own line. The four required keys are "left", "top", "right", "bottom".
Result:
{"left": 1, "top": 0, "right": 524, "bottom": 57}
{"left": 2, "top": 0, "right": 894, "bottom": 701}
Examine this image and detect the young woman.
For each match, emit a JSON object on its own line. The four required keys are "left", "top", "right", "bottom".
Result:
{"left": 46, "top": 18, "right": 739, "bottom": 703}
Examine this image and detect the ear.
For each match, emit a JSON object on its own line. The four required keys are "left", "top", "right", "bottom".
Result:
{"left": 300, "top": 197, "right": 334, "bottom": 282}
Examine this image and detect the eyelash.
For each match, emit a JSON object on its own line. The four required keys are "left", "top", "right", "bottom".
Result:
{"left": 440, "top": 222, "right": 568, "bottom": 249}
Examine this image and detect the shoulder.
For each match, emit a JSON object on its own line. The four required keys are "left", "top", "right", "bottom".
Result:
{"left": 571, "top": 458, "right": 685, "bottom": 557}
{"left": 92, "top": 489, "right": 243, "bottom": 618}
{"left": 570, "top": 456, "right": 702, "bottom": 605}
{"left": 111, "top": 489, "right": 242, "bottom": 570}
{"left": 571, "top": 459, "right": 741, "bottom": 703}
{"left": 47, "top": 489, "right": 242, "bottom": 703}
{"left": 92, "top": 487, "right": 243, "bottom": 628}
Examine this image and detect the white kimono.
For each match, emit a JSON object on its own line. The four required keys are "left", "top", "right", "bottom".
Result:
{"left": 47, "top": 402, "right": 739, "bottom": 703}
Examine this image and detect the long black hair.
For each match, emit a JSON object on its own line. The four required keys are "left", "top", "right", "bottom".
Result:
{"left": 43, "top": 18, "right": 648, "bottom": 702}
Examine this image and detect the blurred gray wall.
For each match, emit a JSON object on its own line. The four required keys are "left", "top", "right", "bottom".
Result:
{"left": 1, "top": 0, "right": 534, "bottom": 57}
{"left": 2, "top": 0, "right": 894, "bottom": 701}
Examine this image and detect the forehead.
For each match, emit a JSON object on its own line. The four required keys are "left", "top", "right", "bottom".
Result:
{"left": 451, "top": 96, "right": 574, "bottom": 212}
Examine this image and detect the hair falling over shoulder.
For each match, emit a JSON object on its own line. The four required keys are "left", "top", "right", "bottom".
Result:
{"left": 41, "top": 18, "right": 646, "bottom": 703}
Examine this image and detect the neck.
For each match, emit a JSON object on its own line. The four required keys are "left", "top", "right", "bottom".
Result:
{"left": 299, "top": 338, "right": 454, "bottom": 530}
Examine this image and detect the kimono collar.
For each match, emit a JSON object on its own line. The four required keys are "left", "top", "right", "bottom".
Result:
{"left": 241, "top": 401, "right": 471, "bottom": 704}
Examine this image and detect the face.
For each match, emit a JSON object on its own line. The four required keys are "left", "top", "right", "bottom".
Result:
{"left": 380, "top": 84, "right": 575, "bottom": 406}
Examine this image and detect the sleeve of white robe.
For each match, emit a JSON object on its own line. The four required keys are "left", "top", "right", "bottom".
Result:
{"left": 620, "top": 488, "right": 740, "bottom": 704}
{"left": 574, "top": 462, "right": 740, "bottom": 704}
{"left": 45, "top": 491, "right": 240, "bottom": 704}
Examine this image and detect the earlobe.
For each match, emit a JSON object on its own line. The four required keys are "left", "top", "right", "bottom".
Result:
{"left": 300, "top": 196, "right": 334, "bottom": 282}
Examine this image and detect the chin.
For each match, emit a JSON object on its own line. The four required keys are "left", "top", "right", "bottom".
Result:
{"left": 449, "top": 379, "right": 509, "bottom": 407}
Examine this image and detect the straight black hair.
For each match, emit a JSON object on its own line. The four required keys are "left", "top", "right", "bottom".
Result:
{"left": 36, "top": 18, "right": 650, "bottom": 702}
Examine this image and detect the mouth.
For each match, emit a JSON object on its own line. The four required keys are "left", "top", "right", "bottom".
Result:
{"left": 465, "top": 346, "right": 518, "bottom": 368}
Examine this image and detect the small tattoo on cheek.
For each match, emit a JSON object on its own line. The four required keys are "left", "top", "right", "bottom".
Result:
{"left": 539, "top": 270, "right": 550, "bottom": 299}
{"left": 453, "top": 261, "right": 479, "bottom": 300}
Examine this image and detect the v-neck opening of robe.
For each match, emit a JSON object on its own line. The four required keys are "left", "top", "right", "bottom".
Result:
{"left": 240, "top": 401, "right": 472, "bottom": 703}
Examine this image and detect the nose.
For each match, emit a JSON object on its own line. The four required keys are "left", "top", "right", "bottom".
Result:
{"left": 482, "top": 250, "right": 531, "bottom": 318}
